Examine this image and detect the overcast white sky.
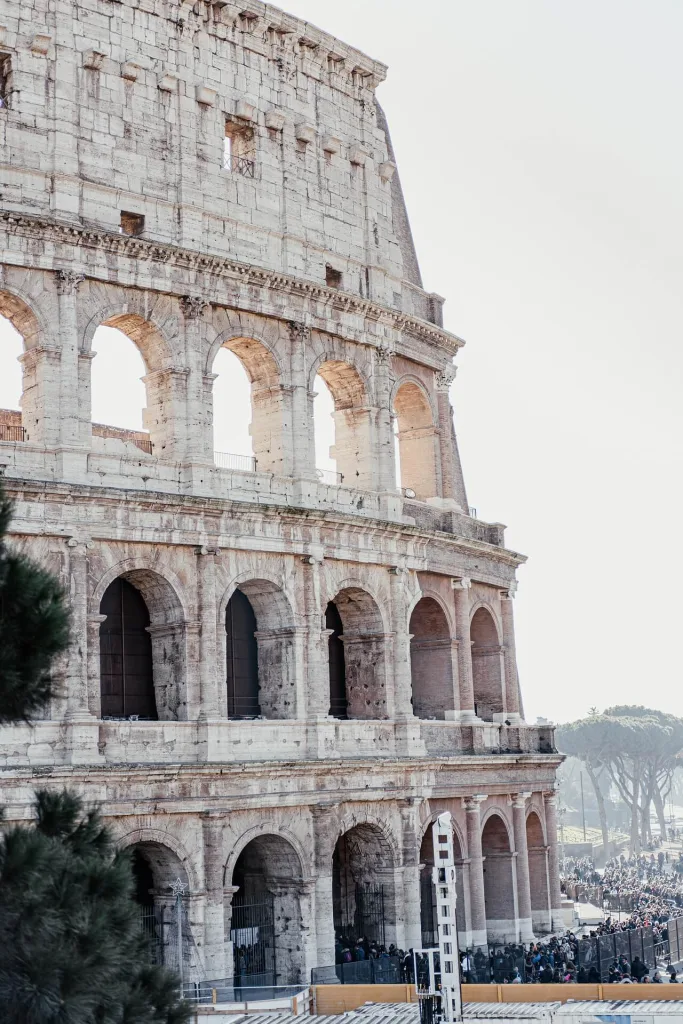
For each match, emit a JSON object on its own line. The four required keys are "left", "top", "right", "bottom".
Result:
{"left": 1, "top": 0, "right": 681, "bottom": 724}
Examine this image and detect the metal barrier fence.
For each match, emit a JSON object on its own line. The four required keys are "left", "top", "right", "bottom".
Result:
{"left": 0, "top": 423, "right": 25, "bottom": 442}
{"left": 214, "top": 451, "right": 257, "bottom": 473}
{"left": 311, "top": 957, "right": 402, "bottom": 985}
{"left": 182, "top": 980, "right": 302, "bottom": 1004}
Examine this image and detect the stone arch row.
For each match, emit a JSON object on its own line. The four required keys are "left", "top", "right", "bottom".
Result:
{"left": 0, "top": 280, "right": 454, "bottom": 501}
{"left": 90, "top": 560, "right": 512, "bottom": 723}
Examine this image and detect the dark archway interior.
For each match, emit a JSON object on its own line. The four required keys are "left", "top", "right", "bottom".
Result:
{"left": 100, "top": 577, "right": 157, "bottom": 719}
{"left": 326, "top": 601, "right": 347, "bottom": 718}
{"left": 226, "top": 589, "right": 260, "bottom": 718}
{"left": 332, "top": 827, "right": 395, "bottom": 950}
{"left": 132, "top": 848, "right": 155, "bottom": 907}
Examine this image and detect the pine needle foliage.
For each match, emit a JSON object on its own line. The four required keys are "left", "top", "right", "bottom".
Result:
{"left": 0, "top": 790, "right": 191, "bottom": 1024}
{"left": 0, "top": 482, "right": 71, "bottom": 722}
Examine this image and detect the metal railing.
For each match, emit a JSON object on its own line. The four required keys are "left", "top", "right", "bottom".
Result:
{"left": 224, "top": 155, "right": 255, "bottom": 177}
{"left": 182, "top": 980, "right": 302, "bottom": 1004}
{"left": 133, "top": 436, "right": 152, "bottom": 454}
{"left": 468, "top": 506, "right": 478, "bottom": 518}
{"left": 0, "top": 423, "right": 25, "bottom": 442}
{"left": 312, "top": 957, "right": 402, "bottom": 986}
{"left": 316, "top": 467, "right": 344, "bottom": 485}
{"left": 214, "top": 451, "right": 257, "bottom": 473}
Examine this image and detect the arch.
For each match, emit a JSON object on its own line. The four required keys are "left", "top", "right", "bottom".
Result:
{"left": 226, "top": 588, "right": 259, "bottom": 719}
{"left": 205, "top": 328, "right": 284, "bottom": 383}
{"left": 0, "top": 286, "right": 47, "bottom": 351}
{"left": 327, "top": 585, "right": 389, "bottom": 720}
{"left": 92, "top": 560, "right": 188, "bottom": 622}
{"left": 313, "top": 358, "right": 375, "bottom": 490}
{"left": 220, "top": 575, "right": 299, "bottom": 720}
{"left": 83, "top": 306, "right": 175, "bottom": 367}
{"left": 0, "top": 289, "right": 50, "bottom": 445}
{"left": 526, "top": 810, "right": 551, "bottom": 934}
{"left": 211, "top": 334, "right": 284, "bottom": 475}
{"left": 227, "top": 830, "right": 306, "bottom": 985}
{"left": 409, "top": 596, "right": 455, "bottom": 719}
{"left": 117, "top": 827, "right": 198, "bottom": 889}
{"left": 418, "top": 817, "right": 466, "bottom": 948}
{"left": 117, "top": 831, "right": 197, "bottom": 975}
{"left": 223, "top": 824, "right": 309, "bottom": 886}
{"left": 393, "top": 377, "right": 439, "bottom": 501}
{"left": 100, "top": 577, "right": 156, "bottom": 720}
{"left": 93, "top": 564, "right": 188, "bottom": 721}
{"left": 481, "top": 812, "right": 517, "bottom": 943}
{"left": 470, "top": 607, "right": 504, "bottom": 720}
{"left": 333, "top": 821, "right": 398, "bottom": 950}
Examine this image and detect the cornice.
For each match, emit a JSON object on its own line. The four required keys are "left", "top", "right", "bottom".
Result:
{"left": 0, "top": 211, "right": 465, "bottom": 354}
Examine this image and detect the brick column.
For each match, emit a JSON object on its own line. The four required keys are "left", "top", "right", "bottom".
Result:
{"left": 543, "top": 791, "right": 565, "bottom": 932}
{"left": 452, "top": 578, "right": 477, "bottom": 722}
{"left": 310, "top": 804, "right": 340, "bottom": 982}
{"left": 288, "top": 321, "right": 316, "bottom": 480}
{"left": 399, "top": 799, "right": 423, "bottom": 951}
{"left": 202, "top": 812, "right": 228, "bottom": 978}
{"left": 181, "top": 296, "right": 212, "bottom": 465}
{"left": 55, "top": 270, "right": 85, "bottom": 449}
{"left": 511, "top": 793, "right": 534, "bottom": 942}
{"left": 196, "top": 546, "right": 220, "bottom": 719}
{"left": 464, "top": 795, "right": 487, "bottom": 947}
{"left": 500, "top": 589, "right": 522, "bottom": 721}
{"left": 434, "top": 369, "right": 468, "bottom": 511}
{"left": 374, "top": 346, "right": 397, "bottom": 493}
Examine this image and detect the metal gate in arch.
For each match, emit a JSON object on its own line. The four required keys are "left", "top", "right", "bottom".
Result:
{"left": 231, "top": 896, "right": 276, "bottom": 986}
{"left": 334, "top": 884, "right": 386, "bottom": 947}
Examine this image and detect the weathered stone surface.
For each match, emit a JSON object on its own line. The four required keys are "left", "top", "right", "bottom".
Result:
{"left": 0, "top": 0, "right": 561, "bottom": 982}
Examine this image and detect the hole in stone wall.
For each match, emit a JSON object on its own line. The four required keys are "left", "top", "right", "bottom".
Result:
{"left": 325, "top": 265, "right": 342, "bottom": 289}
{"left": 120, "top": 211, "right": 145, "bottom": 236}
{"left": 0, "top": 54, "right": 13, "bottom": 109}
{"left": 224, "top": 120, "right": 255, "bottom": 176}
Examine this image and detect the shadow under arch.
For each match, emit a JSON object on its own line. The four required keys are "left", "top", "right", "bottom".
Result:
{"left": 526, "top": 809, "right": 551, "bottom": 934}
{"left": 418, "top": 815, "right": 467, "bottom": 947}
{"left": 409, "top": 595, "right": 455, "bottom": 719}
{"left": 481, "top": 810, "right": 517, "bottom": 943}
{"left": 333, "top": 820, "right": 399, "bottom": 951}
{"left": 470, "top": 605, "right": 504, "bottom": 721}
{"left": 326, "top": 583, "right": 389, "bottom": 720}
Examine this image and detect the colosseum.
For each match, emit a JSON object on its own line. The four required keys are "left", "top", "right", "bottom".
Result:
{"left": 0, "top": 0, "right": 562, "bottom": 988}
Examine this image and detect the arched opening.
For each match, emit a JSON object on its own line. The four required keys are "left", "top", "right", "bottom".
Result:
{"left": 229, "top": 835, "right": 305, "bottom": 985}
{"left": 128, "top": 841, "right": 195, "bottom": 974}
{"left": 326, "top": 601, "right": 347, "bottom": 719}
{"left": 327, "top": 587, "right": 388, "bottom": 720}
{"left": 226, "top": 589, "right": 259, "bottom": 719}
{"left": 409, "top": 597, "right": 455, "bottom": 719}
{"left": 393, "top": 381, "right": 438, "bottom": 500}
{"left": 419, "top": 822, "right": 466, "bottom": 948}
{"left": 211, "top": 337, "right": 282, "bottom": 474}
{"left": 313, "top": 373, "right": 339, "bottom": 484}
{"left": 481, "top": 814, "right": 517, "bottom": 943}
{"left": 316, "top": 361, "right": 373, "bottom": 490}
{"left": 97, "top": 569, "right": 186, "bottom": 721}
{"left": 90, "top": 315, "right": 169, "bottom": 456}
{"left": 224, "top": 579, "right": 298, "bottom": 719}
{"left": 0, "top": 313, "right": 23, "bottom": 442}
{"left": 333, "top": 825, "right": 397, "bottom": 951}
{"left": 470, "top": 608, "right": 504, "bottom": 721}
{"left": 527, "top": 811, "right": 551, "bottom": 934}
{"left": 100, "top": 577, "right": 157, "bottom": 720}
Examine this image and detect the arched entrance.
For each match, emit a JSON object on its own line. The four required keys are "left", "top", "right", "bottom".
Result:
{"left": 326, "top": 587, "right": 388, "bottom": 720}
{"left": 409, "top": 597, "right": 455, "bottom": 718}
{"left": 229, "top": 834, "right": 305, "bottom": 985}
{"left": 419, "top": 822, "right": 466, "bottom": 948}
{"left": 100, "top": 577, "right": 157, "bottom": 719}
{"left": 393, "top": 381, "right": 438, "bottom": 500}
{"left": 481, "top": 814, "right": 517, "bottom": 943}
{"left": 332, "top": 824, "right": 396, "bottom": 951}
{"left": 527, "top": 811, "right": 551, "bottom": 934}
{"left": 470, "top": 607, "right": 504, "bottom": 720}
{"left": 127, "top": 840, "right": 195, "bottom": 976}
{"left": 226, "top": 589, "right": 259, "bottom": 718}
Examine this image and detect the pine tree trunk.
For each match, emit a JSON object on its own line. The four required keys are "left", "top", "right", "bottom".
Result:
{"left": 586, "top": 761, "right": 610, "bottom": 860}
{"left": 653, "top": 785, "right": 668, "bottom": 840}
{"left": 631, "top": 774, "right": 641, "bottom": 857}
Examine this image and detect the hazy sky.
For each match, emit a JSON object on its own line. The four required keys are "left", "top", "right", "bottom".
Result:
{"left": 1, "top": 1, "right": 681, "bottom": 724}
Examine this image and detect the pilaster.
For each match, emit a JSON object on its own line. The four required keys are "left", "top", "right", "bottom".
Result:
{"left": 511, "top": 793, "right": 534, "bottom": 942}
{"left": 463, "top": 795, "right": 487, "bottom": 948}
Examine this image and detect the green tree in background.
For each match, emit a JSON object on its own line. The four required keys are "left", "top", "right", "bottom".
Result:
{"left": 0, "top": 484, "right": 190, "bottom": 1024}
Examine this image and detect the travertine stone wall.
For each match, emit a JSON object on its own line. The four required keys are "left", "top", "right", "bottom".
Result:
{"left": 0, "top": 0, "right": 562, "bottom": 984}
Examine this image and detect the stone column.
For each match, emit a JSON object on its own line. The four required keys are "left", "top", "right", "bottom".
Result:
{"left": 374, "top": 346, "right": 397, "bottom": 493}
{"left": 202, "top": 812, "right": 228, "bottom": 978}
{"left": 543, "top": 791, "right": 565, "bottom": 932}
{"left": 196, "top": 547, "right": 220, "bottom": 720}
{"left": 387, "top": 567, "right": 414, "bottom": 720}
{"left": 310, "top": 804, "right": 339, "bottom": 982}
{"left": 288, "top": 321, "right": 316, "bottom": 480}
{"left": 511, "top": 793, "right": 534, "bottom": 942}
{"left": 452, "top": 578, "right": 477, "bottom": 722}
{"left": 19, "top": 347, "right": 62, "bottom": 447}
{"left": 181, "top": 296, "right": 212, "bottom": 465}
{"left": 55, "top": 270, "right": 85, "bottom": 450}
{"left": 223, "top": 885, "right": 240, "bottom": 981}
{"left": 64, "top": 538, "right": 102, "bottom": 763}
{"left": 434, "top": 368, "right": 468, "bottom": 511}
{"left": 464, "top": 795, "right": 487, "bottom": 948}
{"left": 302, "top": 555, "right": 329, "bottom": 718}
{"left": 399, "top": 799, "right": 423, "bottom": 951}
{"left": 500, "top": 588, "right": 522, "bottom": 721}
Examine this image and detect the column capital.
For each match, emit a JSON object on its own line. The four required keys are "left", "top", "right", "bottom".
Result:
{"left": 288, "top": 319, "right": 310, "bottom": 343}
{"left": 512, "top": 792, "right": 532, "bottom": 809}
{"left": 452, "top": 576, "right": 472, "bottom": 591}
{"left": 375, "top": 344, "right": 394, "bottom": 367}
{"left": 500, "top": 581, "right": 518, "bottom": 600}
{"left": 434, "top": 367, "right": 456, "bottom": 392}
{"left": 56, "top": 269, "right": 85, "bottom": 294}
{"left": 543, "top": 790, "right": 559, "bottom": 807}
{"left": 179, "top": 294, "right": 208, "bottom": 319}
{"left": 195, "top": 545, "right": 220, "bottom": 557}
{"left": 463, "top": 794, "right": 487, "bottom": 811}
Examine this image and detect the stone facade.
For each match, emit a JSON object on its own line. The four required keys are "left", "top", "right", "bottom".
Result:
{"left": 0, "top": 0, "right": 562, "bottom": 985}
